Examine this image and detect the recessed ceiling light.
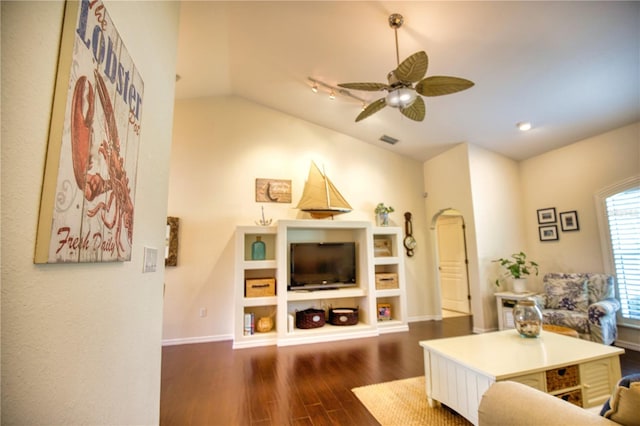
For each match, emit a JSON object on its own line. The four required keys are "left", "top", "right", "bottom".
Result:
{"left": 517, "top": 122, "right": 532, "bottom": 131}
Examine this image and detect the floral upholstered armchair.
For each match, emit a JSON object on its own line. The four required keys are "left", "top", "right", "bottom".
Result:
{"left": 533, "top": 273, "right": 620, "bottom": 345}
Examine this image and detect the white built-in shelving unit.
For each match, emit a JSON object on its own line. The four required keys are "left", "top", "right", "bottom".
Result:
{"left": 233, "top": 220, "right": 407, "bottom": 348}
{"left": 372, "top": 226, "right": 409, "bottom": 334}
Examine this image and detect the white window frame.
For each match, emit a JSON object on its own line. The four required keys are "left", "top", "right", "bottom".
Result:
{"left": 595, "top": 175, "right": 640, "bottom": 329}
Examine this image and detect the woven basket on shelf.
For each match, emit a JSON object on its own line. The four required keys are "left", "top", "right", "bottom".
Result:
{"left": 295, "top": 308, "right": 325, "bottom": 329}
{"left": 328, "top": 307, "right": 358, "bottom": 326}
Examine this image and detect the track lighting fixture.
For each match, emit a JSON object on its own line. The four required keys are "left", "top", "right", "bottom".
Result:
{"left": 308, "top": 77, "right": 367, "bottom": 106}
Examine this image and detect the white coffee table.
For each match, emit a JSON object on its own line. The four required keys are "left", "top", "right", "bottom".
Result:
{"left": 419, "top": 330, "right": 624, "bottom": 425}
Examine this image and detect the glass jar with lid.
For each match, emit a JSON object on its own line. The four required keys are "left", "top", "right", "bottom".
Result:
{"left": 513, "top": 299, "right": 543, "bottom": 338}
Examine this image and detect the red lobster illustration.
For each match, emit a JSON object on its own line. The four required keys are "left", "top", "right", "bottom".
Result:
{"left": 70, "top": 69, "right": 134, "bottom": 258}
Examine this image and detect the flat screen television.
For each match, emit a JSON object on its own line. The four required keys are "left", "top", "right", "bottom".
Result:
{"left": 289, "top": 242, "right": 357, "bottom": 290}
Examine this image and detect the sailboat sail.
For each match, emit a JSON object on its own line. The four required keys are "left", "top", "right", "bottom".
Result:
{"left": 296, "top": 162, "right": 352, "bottom": 218}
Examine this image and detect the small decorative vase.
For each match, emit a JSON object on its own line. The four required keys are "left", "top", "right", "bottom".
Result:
{"left": 512, "top": 278, "right": 527, "bottom": 294}
{"left": 513, "top": 299, "right": 543, "bottom": 338}
{"left": 256, "top": 316, "right": 273, "bottom": 333}
{"left": 251, "top": 236, "right": 266, "bottom": 260}
{"left": 377, "top": 212, "right": 389, "bottom": 226}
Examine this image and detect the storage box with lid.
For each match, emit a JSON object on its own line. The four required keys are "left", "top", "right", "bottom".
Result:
{"left": 375, "top": 273, "right": 398, "bottom": 289}
{"left": 328, "top": 307, "right": 358, "bottom": 326}
{"left": 245, "top": 277, "right": 276, "bottom": 297}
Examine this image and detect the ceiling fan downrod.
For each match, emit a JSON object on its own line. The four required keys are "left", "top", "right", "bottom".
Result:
{"left": 388, "top": 13, "right": 404, "bottom": 66}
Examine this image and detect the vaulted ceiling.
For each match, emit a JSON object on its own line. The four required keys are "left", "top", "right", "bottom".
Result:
{"left": 174, "top": 1, "right": 640, "bottom": 161}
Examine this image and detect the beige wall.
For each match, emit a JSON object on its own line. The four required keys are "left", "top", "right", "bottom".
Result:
{"left": 422, "top": 143, "right": 525, "bottom": 332}
{"left": 422, "top": 144, "right": 477, "bottom": 324}
{"left": 421, "top": 123, "right": 639, "bottom": 346}
{"left": 467, "top": 144, "right": 525, "bottom": 330}
{"left": 521, "top": 122, "right": 640, "bottom": 279}
{"left": 520, "top": 122, "right": 640, "bottom": 348}
{"left": 1, "top": 1, "right": 180, "bottom": 423}
{"left": 166, "top": 103, "right": 638, "bottom": 347}
{"left": 163, "top": 96, "right": 430, "bottom": 342}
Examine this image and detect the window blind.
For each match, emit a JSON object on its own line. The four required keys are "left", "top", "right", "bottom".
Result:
{"left": 606, "top": 187, "right": 640, "bottom": 320}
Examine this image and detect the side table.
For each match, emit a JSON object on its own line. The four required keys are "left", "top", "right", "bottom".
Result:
{"left": 495, "top": 291, "right": 536, "bottom": 330}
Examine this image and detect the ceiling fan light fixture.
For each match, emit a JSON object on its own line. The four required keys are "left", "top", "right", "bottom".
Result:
{"left": 311, "top": 83, "right": 318, "bottom": 93}
{"left": 517, "top": 121, "right": 532, "bottom": 131}
{"left": 336, "top": 13, "right": 473, "bottom": 122}
{"left": 386, "top": 87, "right": 417, "bottom": 108}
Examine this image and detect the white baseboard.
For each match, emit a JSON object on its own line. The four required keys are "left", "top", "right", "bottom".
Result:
{"left": 162, "top": 334, "right": 232, "bottom": 347}
{"left": 408, "top": 315, "right": 440, "bottom": 322}
{"left": 614, "top": 339, "right": 640, "bottom": 352}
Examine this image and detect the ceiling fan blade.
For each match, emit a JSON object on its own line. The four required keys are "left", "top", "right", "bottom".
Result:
{"left": 355, "top": 98, "right": 387, "bottom": 122}
{"left": 400, "top": 96, "right": 425, "bottom": 121}
{"left": 394, "top": 51, "right": 428, "bottom": 83}
{"left": 415, "top": 76, "right": 475, "bottom": 97}
{"left": 338, "top": 82, "right": 389, "bottom": 92}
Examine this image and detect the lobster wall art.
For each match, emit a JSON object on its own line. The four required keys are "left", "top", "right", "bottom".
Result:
{"left": 71, "top": 70, "right": 134, "bottom": 260}
{"left": 35, "top": 0, "right": 144, "bottom": 263}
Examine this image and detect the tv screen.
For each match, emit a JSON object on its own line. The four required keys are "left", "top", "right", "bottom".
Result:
{"left": 289, "top": 242, "right": 357, "bottom": 290}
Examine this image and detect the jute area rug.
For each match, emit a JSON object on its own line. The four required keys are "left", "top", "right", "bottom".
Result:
{"left": 352, "top": 376, "right": 472, "bottom": 426}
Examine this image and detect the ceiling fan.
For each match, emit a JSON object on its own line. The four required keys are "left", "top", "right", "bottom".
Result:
{"left": 338, "top": 13, "right": 474, "bottom": 122}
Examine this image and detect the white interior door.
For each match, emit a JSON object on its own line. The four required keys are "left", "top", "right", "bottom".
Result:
{"left": 436, "top": 215, "right": 471, "bottom": 314}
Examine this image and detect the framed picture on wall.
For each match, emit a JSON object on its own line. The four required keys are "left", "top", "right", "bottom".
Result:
{"left": 34, "top": 0, "right": 143, "bottom": 263}
{"left": 559, "top": 211, "right": 580, "bottom": 232}
{"left": 537, "top": 207, "right": 557, "bottom": 224}
{"left": 539, "top": 225, "right": 559, "bottom": 241}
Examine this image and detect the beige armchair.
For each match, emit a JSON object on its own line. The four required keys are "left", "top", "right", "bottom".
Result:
{"left": 533, "top": 273, "right": 620, "bottom": 345}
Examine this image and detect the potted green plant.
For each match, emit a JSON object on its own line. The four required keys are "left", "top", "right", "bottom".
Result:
{"left": 374, "top": 203, "right": 394, "bottom": 226}
{"left": 493, "top": 251, "right": 539, "bottom": 293}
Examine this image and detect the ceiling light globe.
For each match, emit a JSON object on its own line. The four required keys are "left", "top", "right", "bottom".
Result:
{"left": 386, "top": 88, "right": 417, "bottom": 108}
{"left": 517, "top": 122, "right": 532, "bottom": 131}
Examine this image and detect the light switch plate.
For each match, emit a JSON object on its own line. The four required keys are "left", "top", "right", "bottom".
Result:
{"left": 143, "top": 247, "right": 158, "bottom": 273}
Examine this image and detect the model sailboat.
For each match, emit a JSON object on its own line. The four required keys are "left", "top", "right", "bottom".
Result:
{"left": 296, "top": 162, "right": 352, "bottom": 219}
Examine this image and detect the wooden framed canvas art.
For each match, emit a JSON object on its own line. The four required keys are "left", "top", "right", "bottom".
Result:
{"left": 34, "top": 0, "right": 144, "bottom": 263}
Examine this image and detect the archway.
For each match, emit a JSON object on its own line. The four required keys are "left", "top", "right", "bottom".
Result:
{"left": 431, "top": 208, "right": 471, "bottom": 318}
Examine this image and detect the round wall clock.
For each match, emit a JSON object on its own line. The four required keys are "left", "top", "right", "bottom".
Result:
{"left": 404, "top": 212, "right": 417, "bottom": 257}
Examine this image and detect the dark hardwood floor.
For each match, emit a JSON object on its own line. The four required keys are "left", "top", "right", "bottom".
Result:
{"left": 160, "top": 317, "right": 640, "bottom": 426}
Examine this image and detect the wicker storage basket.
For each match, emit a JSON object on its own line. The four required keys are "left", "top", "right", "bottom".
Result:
{"left": 375, "top": 273, "right": 398, "bottom": 290}
{"left": 245, "top": 277, "right": 276, "bottom": 297}
{"left": 545, "top": 365, "right": 579, "bottom": 391}
{"left": 556, "top": 389, "right": 583, "bottom": 407}
{"left": 295, "top": 308, "right": 325, "bottom": 329}
{"left": 328, "top": 307, "right": 359, "bottom": 326}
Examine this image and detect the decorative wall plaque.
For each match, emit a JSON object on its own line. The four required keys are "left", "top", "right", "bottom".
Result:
{"left": 255, "top": 178, "right": 292, "bottom": 203}
{"left": 34, "top": 0, "right": 144, "bottom": 263}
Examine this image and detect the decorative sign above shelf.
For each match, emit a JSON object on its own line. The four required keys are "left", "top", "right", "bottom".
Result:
{"left": 255, "top": 178, "right": 292, "bottom": 203}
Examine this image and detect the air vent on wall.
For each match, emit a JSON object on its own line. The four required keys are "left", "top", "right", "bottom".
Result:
{"left": 379, "top": 134, "right": 399, "bottom": 145}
